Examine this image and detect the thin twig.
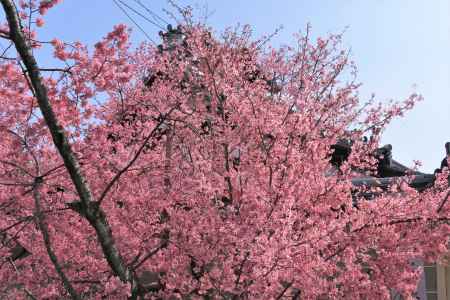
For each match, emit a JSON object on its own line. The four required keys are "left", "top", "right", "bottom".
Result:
{"left": 437, "top": 190, "right": 450, "bottom": 213}
{"left": 98, "top": 106, "right": 177, "bottom": 206}
{"left": 132, "top": 243, "right": 165, "bottom": 270}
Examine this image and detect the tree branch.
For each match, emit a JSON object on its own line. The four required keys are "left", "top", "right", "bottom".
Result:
{"left": 437, "top": 190, "right": 450, "bottom": 213}
{"left": 0, "top": 0, "right": 140, "bottom": 296}
{"left": 32, "top": 177, "right": 80, "bottom": 300}
{"left": 1, "top": 0, "right": 93, "bottom": 215}
{"left": 37, "top": 67, "right": 73, "bottom": 74}
{"left": 97, "top": 107, "right": 177, "bottom": 206}
{"left": 132, "top": 243, "right": 165, "bottom": 270}
{"left": 275, "top": 281, "right": 293, "bottom": 300}
{"left": 0, "top": 159, "right": 34, "bottom": 177}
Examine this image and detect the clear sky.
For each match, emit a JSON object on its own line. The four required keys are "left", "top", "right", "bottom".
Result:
{"left": 4, "top": 0, "right": 450, "bottom": 173}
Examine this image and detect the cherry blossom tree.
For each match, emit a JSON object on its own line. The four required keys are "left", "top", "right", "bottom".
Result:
{"left": 0, "top": 1, "right": 449, "bottom": 299}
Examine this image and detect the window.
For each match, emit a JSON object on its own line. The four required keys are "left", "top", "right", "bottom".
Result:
{"left": 424, "top": 264, "right": 438, "bottom": 300}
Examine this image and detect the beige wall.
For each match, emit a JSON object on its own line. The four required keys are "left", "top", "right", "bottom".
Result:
{"left": 423, "top": 263, "right": 450, "bottom": 300}
{"left": 436, "top": 264, "right": 450, "bottom": 300}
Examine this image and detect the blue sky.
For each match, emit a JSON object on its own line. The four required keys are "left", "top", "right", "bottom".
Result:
{"left": 4, "top": 0, "right": 449, "bottom": 172}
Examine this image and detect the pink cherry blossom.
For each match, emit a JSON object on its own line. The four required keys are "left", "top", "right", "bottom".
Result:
{"left": 0, "top": 1, "right": 448, "bottom": 299}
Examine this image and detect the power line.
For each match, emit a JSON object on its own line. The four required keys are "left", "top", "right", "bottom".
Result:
{"left": 117, "top": 0, "right": 166, "bottom": 31}
{"left": 133, "top": 0, "right": 170, "bottom": 26}
{"left": 112, "top": 0, "right": 157, "bottom": 45}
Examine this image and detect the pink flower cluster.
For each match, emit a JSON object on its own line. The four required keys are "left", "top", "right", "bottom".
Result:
{"left": 38, "top": 0, "right": 62, "bottom": 15}
{"left": 0, "top": 14, "right": 448, "bottom": 299}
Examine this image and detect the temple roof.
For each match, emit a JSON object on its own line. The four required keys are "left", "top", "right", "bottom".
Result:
{"left": 330, "top": 140, "right": 449, "bottom": 192}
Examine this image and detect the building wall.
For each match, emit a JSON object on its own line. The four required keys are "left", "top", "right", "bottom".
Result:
{"left": 415, "top": 263, "right": 450, "bottom": 300}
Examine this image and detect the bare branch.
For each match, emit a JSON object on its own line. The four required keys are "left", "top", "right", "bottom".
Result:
{"left": 38, "top": 67, "right": 73, "bottom": 74}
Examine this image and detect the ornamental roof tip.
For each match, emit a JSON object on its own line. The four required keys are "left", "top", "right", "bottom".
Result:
{"left": 330, "top": 140, "right": 449, "bottom": 191}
